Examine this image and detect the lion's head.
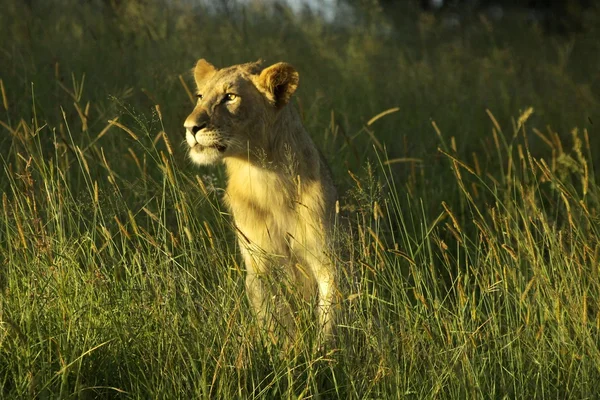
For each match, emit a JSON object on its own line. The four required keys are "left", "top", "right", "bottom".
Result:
{"left": 184, "top": 59, "right": 299, "bottom": 165}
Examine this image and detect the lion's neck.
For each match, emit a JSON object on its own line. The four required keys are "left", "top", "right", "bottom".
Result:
{"left": 225, "top": 106, "right": 319, "bottom": 179}
{"left": 223, "top": 105, "right": 322, "bottom": 222}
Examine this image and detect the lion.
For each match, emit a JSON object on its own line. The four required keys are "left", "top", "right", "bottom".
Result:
{"left": 184, "top": 59, "right": 338, "bottom": 341}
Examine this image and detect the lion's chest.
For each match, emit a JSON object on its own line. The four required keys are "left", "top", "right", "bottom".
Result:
{"left": 225, "top": 164, "right": 298, "bottom": 255}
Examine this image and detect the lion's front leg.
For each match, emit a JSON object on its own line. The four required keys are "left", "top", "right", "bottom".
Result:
{"left": 244, "top": 272, "right": 272, "bottom": 329}
{"left": 318, "top": 277, "right": 336, "bottom": 338}
{"left": 291, "top": 219, "right": 338, "bottom": 341}
{"left": 240, "top": 246, "right": 272, "bottom": 326}
{"left": 311, "top": 258, "right": 337, "bottom": 340}
{"left": 240, "top": 245, "right": 295, "bottom": 342}
{"left": 294, "top": 243, "right": 337, "bottom": 341}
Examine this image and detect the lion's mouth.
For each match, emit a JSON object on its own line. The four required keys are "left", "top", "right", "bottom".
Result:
{"left": 193, "top": 143, "right": 227, "bottom": 153}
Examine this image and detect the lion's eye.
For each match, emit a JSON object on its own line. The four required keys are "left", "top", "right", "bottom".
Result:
{"left": 196, "top": 94, "right": 203, "bottom": 100}
{"left": 224, "top": 93, "right": 237, "bottom": 102}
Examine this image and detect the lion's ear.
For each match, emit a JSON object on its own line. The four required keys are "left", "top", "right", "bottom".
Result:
{"left": 193, "top": 59, "right": 217, "bottom": 82}
{"left": 257, "top": 62, "right": 299, "bottom": 109}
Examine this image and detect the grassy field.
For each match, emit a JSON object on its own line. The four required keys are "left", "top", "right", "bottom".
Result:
{"left": 1, "top": 0, "right": 600, "bottom": 398}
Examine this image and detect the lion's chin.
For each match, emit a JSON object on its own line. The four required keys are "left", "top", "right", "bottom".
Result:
{"left": 189, "top": 144, "right": 226, "bottom": 165}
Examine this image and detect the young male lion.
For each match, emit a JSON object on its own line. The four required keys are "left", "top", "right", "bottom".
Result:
{"left": 184, "top": 59, "right": 337, "bottom": 340}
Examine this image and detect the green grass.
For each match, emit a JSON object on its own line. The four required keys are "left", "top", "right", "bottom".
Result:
{"left": 1, "top": 0, "right": 600, "bottom": 398}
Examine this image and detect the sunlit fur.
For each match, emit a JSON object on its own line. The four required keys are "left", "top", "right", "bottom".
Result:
{"left": 184, "top": 59, "right": 338, "bottom": 340}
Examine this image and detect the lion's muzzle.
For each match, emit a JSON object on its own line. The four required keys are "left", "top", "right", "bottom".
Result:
{"left": 184, "top": 109, "right": 210, "bottom": 137}
{"left": 184, "top": 110, "right": 228, "bottom": 164}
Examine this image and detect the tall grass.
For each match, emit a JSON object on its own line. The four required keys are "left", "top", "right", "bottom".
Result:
{"left": 1, "top": 0, "right": 599, "bottom": 398}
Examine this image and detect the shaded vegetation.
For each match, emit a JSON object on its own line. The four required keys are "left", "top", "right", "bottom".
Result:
{"left": 0, "top": 0, "right": 599, "bottom": 398}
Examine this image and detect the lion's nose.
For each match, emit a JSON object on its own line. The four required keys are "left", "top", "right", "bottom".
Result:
{"left": 192, "top": 122, "right": 207, "bottom": 134}
{"left": 184, "top": 120, "right": 207, "bottom": 135}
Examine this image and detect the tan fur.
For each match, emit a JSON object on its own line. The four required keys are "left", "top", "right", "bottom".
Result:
{"left": 184, "top": 59, "right": 337, "bottom": 340}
